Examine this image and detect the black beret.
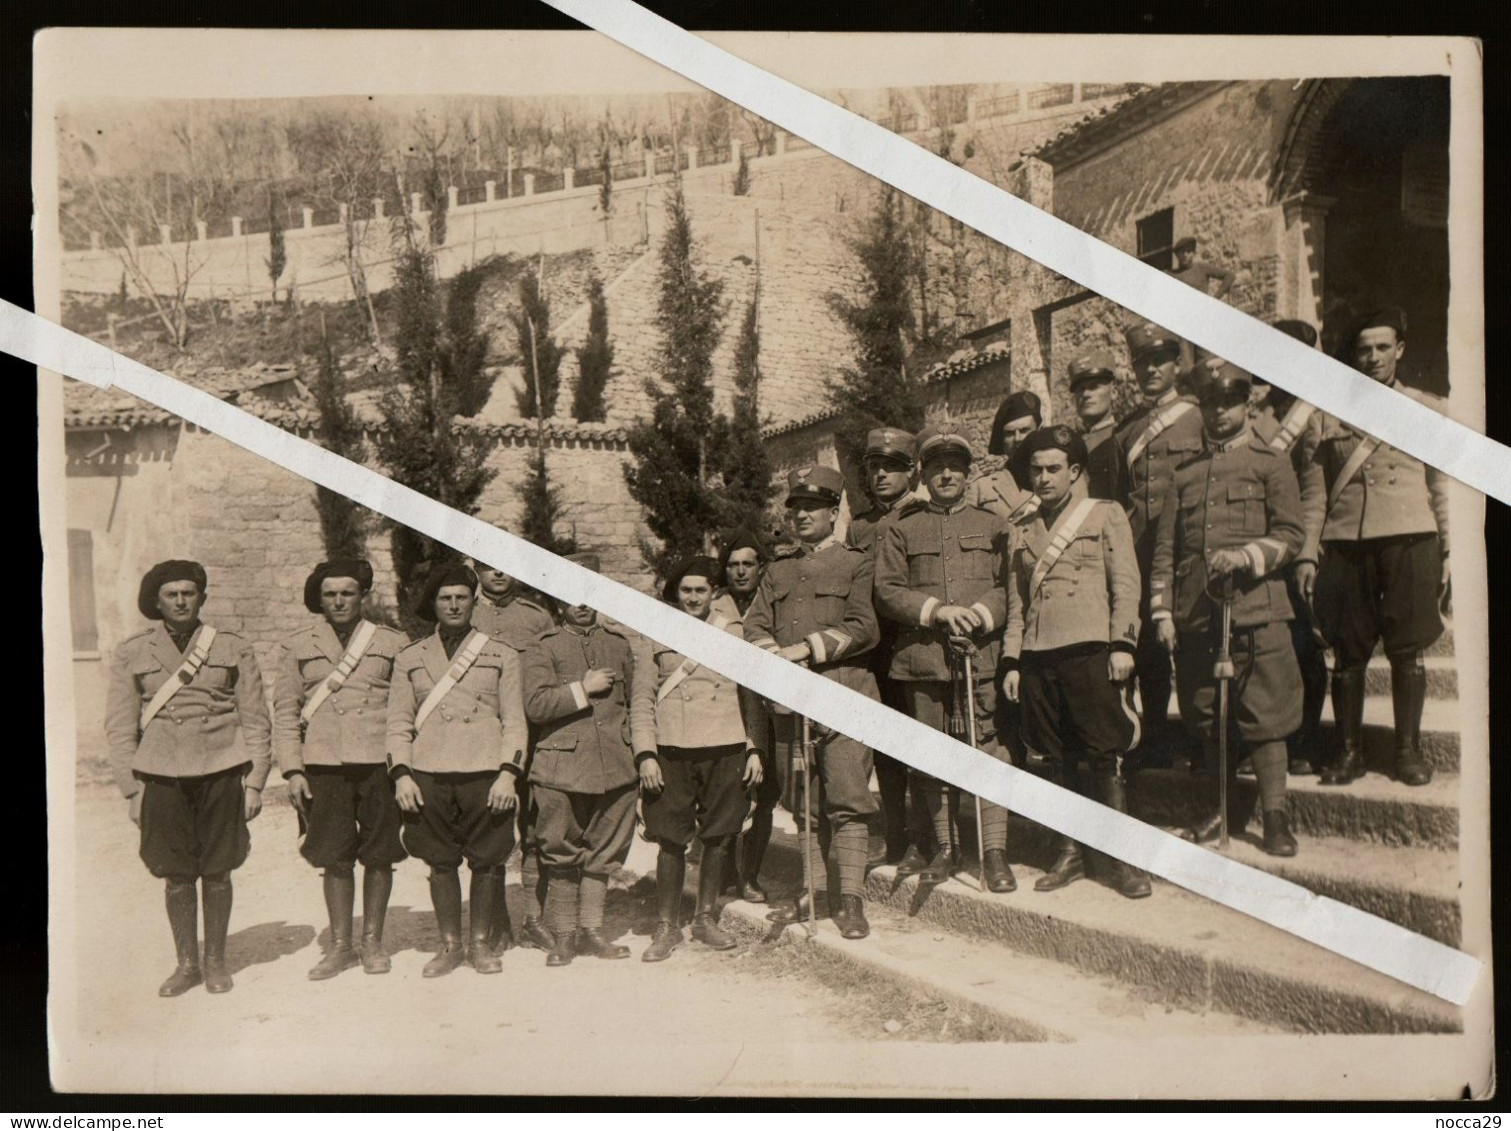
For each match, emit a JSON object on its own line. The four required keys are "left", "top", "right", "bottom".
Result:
{"left": 719, "top": 528, "right": 766, "bottom": 572}
{"left": 138, "top": 560, "right": 207, "bottom": 621}
{"left": 988, "top": 391, "right": 1044, "bottom": 455}
{"left": 303, "top": 559, "right": 374, "bottom": 614}
{"left": 662, "top": 555, "right": 721, "bottom": 604}
{"left": 414, "top": 562, "right": 478, "bottom": 622}
{"left": 1272, "top": 319, "right": 1319, "bottom": 349}
{"left": 1017, "top": 425, "right": 1089, "bottom": 471}
{"left": 1348, "top": 307, "right": 1407, "bottom": 343}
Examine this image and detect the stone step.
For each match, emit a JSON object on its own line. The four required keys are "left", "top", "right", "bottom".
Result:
{"left": 756, "top": 824, "right": 1462, "bottom": 1036}
{"left": 1363, "top": 655, "right": 1458, "bottom": 699}
{"left": 716, "top": 894, "right": 1287, "bottom": 1042}
{"left": 1311, "top": 692, "right": 1463, "bottom": 774}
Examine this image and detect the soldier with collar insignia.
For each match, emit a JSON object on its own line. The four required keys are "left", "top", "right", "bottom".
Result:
{"left": 1115, "top": 321, "right": 1205, "bottom": 767}
{"left": 1002, "top": 430, "right": 1149, "bottom": 898}
{"left": 745, "top": 466, "right": 881, "bottom": 939}
{"left": 273, "top": 559, "right": 409, "bottom": 980}
{"left": 387, "top": 563, "right": 529, "bottom": 977}
{"left": 521, "top": 553, "right": 653, "bottom": 967}
{"left": 105, "top": 560, "right": 272, "bottom": 997}
{"left": 1069, "top": 350, "right": 1130, "bottom": 504}
{"left": 971, "top": 390, "right": 1043, "bottom": 524}
{"left": 1150, "top": 361, "right": 1307, "bottom": 857}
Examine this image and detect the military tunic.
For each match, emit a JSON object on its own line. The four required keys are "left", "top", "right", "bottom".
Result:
{"left": 970, "top": 467, "right": 1040, "bottom": 527}
{"left": 472, "top": 592, "right": 554, "bottom": 651}
{"left": 1082, "top": 415, "right": 1129, "bottom": 504}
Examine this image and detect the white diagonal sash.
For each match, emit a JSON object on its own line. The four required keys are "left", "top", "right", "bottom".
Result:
{"left": 657, "top": 614, "right": 729, "bottom": 704}
{"left": 139, "top": 625, "right": 217, "bottom": 731}
{"left": 413, "top": 630, "right": 489, "bottom": 732}
{"left": 1328, "top": 434, "right": 1385, "bottom": 514}
{"left": 1269, "top": 400, "right": 1316, "bottom": 453}
{"left": 1126, "top": 400, "right": 1196, "bottom": 467}
{"left": 299, "top": 619, "right": 378, "bottom": 726}
{"left": 1028, "top": 499, "right": 1099, "bottom": 595}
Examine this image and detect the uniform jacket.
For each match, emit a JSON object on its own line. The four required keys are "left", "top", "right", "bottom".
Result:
{"left": 1149, "top": 428, "right": 1306, "bottom": 635}
{"left": 104, "top": 622, "right": 273, "bottom": 798}
{"left": 271, "top": 619, "right": 409, "bottom": 775}
{"left": 970, "top": 467, "right": 1038, "bottom": 526}
{"left": 471, "top": 592, "right": 554, "bottom": 651}
{"left": 522, "top": 620, "right": 650, "bottom": 794}
{"left": 1003, "top": 486, "right": 1142, "bottom": 660}
{"left": 386, "top": 630, "right": 528, "bottom": 776}
{"left": 846, "top": 498, "right": 906, "bottom": 555}
{"left": 1115, "top": 391, "right": 1205, "bottom": 546}
{"left": 710, "top": 590, "right": 755, "bottom": 623}
{"left": 875, "top": 500, "right": 1009, "bottom": 681}
{"left": 1251, "top": 396, "right": 1326, "bottom": 564}
{"left": 1082, "top": 417, "right": 1130, "bottom": 504}
{"left": 630, "top": 612, "right": 767, "bottom": 753}
{"left": 1308, "top": 383, "right": 1451, "bottom": 553}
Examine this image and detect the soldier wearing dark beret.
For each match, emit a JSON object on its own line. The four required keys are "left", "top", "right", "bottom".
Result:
{"left": 273, "top": 560, "right": 410, "bottom": 979}
{"left": 1150, "top": 362, "right": 1307, "bottom": 856}
{"left": 104, "top": 560, "right": 272, "bottom": 996}
{"left": 1309, "top": 308, "right": 1450, "bottom": 788}
{"left": 973, "top": 391, "right": 1043, "bottom": 522}
{"left": 387, "top": 562, "right": 529, "bottom": 977}
{"left": 745, "top": 466, "right": 882, "bottom": 939}
{"left": 1069, "top": 350, "right": 1130, "bottom": 504}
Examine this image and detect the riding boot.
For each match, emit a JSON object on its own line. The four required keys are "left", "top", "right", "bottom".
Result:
{"left": 1034, "top": 837, "right": 1086, "bottom": 892}
{"left": 644, "top": 847, "right": 687, "bottom": 961}
{"left": 740, "top": 808, "right": 773, "bottom": 903}
{"left": 308, "top": 866, "right": 359, "bottom": 980}
{"left": 422, "top": 867, "right": 466, "bottom": 978}
{"left": 359, "top": 866, "right": 393, "bottom": 974}
{"left": 691, "top": 840, "right": 736, "bottom": 950}
{"left": 467, "top": 869, "right": 502, "bottom": 973}
{"left": 1390, "top": 653, "right": 1432, "bottom": 786}
{"left": 159, "top": 878, "right": 202, "bottom": 997}
{"left": 200, "top": 874, "right": 236, "bottom": 992}
{"left": 1319, "top": 667, "right": 1367, "bottom": 786}
{"left": 1091, "top": 777, "right": 1151, "bottom": 899}
{"left": 485, "top": 870, "right": 515, "bottom": 957}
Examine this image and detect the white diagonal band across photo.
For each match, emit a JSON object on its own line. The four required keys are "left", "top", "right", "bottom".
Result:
{"left": 541, "top": 0, "right": 1500, "bottom": 508}
{"left": 11, "top": 299, "right": 1480, "bottom": 1005}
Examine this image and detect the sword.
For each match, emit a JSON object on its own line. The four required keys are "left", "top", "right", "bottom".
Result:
{"left": 798, "top": 713, "right": 818, "bottom": 938}
{"left": 1213, "top": 576, "right": 1237, "bottom": 849}
{"left": 961, "top": 651, "right": 988, "bottom": 892}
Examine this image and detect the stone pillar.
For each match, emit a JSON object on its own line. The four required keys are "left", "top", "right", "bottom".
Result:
{"left": 447, "top": 185, "right": 459, "bottom": 210}
{"left": 523, "top": 173, "right": 536, "bottom": 196}
{"left": 1280, "top": 192, "right": 1336, "bottom": 326}
{"left": 195, "top": 219, "right": 208, "bottom": 241}
{"left": 730, "top": 140, "right": 743, "bottom": 166}
{"left": 231, "top": 217, "right": 243, "bottom": 238}
{"left": 89, "top": 231, "right": 101, "bottom": 250}
{"left": 776, "top": 132, "right": 788, "bottom": 156}
{"left": 685, "top": 145, "right": 698, "bottom": 170}
{"left": 159, "top": 223, "right": 173, "bottom": 244}
{"left": 302, "top": 207, "right": 314, "bottom": 228}
{"left": 1015, "top": 156, "right": 1054, "bottom": 214}
{"left": 338, "top": 202, "right": 349, "bottom": 224}
{"left": 565, "top": 168, "right": 575, "bottom": 190}
{"left": 643, "top": 153, "right": 655, "bottom": 179}
{"left": 410, "top": 192, "right": 423, "bottom": 215}
{"left": 373, "top": 198, "right": 386, "bottom": 219}
{"left": 485, "top": 180, "right": 496, "bottom": 202}
{"left": 1073, "top": 82, "right": 1083, "bottom": 103}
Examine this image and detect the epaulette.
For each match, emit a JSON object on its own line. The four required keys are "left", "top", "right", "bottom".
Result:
{"left": 121, "top": 627, "right": 154, "bottom": 644}
{"left": 772, "top": 543, "right": 803, "bottom": 561}
{"left": 599, "top": 616, "right": 636, "bottom": 639}
{"left": 896, "top": 497, "right": 930, "bottom": 519}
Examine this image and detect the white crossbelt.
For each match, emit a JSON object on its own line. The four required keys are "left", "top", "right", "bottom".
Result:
{"left": 1029, "top": 499, "right": 1099, "bottom": 595}
{"left": 299, "top": 619, "right": 378, "bottom": 726}
{"left": 1126, "top": 400, "right": 1196, "bottom": 467}
{"left": 1328, "top": 434, "right": 1385, "bottom": 514}
{"left": 1269, "top": 400, "right": 1316, "bottom": 453}
{"left": 414, "top": 630, "right": 489, "bottom": 732}
{"left": 139, "top": 625, "right": 218, "bottom": 731}
{"left": 657, "top": 614, "right": 729, "bottom": 703}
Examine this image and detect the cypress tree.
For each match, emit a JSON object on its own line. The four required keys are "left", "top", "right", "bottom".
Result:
{"left": 572, "top": 274, "right": 613, "bottom": 422}
{"left": 265, "top": 191, "right": 287, "bottom": 303}
{"left": 720, "top": 294, "right": 773, "bottom": 536}
{"left": 311, "top": 323, "right": 368, "bottom": 562}
{"left": 512, "top": 271, "right": 565, "bottom": 418}
{"left": 515, "top": 448, "right": 580, "bottom": 557}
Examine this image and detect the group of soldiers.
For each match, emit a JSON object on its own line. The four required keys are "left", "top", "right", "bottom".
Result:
{"left": 104, "top": 305, "right": 1450, "bottom": 996}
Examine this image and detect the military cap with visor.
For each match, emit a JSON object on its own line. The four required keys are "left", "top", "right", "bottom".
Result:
{"left": 1068, "top": 349, "right": 1118, "bottom": 391}
{"left": 784, "top": 465, "right": 845, "bottom": 507}
{"left": 916, "top": 425, "right": 975, "bottom": 467}
{"left": 138, "top": 559, "right": 208, "bottom": 620}
{"left": 1124, "top": 320, "right": 1181, "bottom": 362}
{"left": 862, "top": 427, "right": 918, "bottom": 464}
{"left": 1193, "top": 357, "right": 1253, "bottom": 403}
{"left": 303, "top": 558, "right": 375, "bottom": 614}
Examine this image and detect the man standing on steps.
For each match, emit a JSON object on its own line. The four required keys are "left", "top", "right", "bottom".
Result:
{"left": 106, "top": 560, "right": 272, "bottom": 996}
{"left": 1150, "top": 360, "right": 1307, "bottom": 858}
{"left": 1308, "top": 308, "right": 1450, "bottom": 788}
{"left": 521, "top": 553, "right": 651, "bottom": 967}
{"left": 876, "top": 426, "right": 1017, "bottom": 894}
{"left": 634, "top": 557, "right": 767, "bottom": 962}
{"left": 1116, "top": 321, "right": 1205, "bottom": 770}
{"left": 1002, "top": 429, "right": 1149, "bottom": 899}
{"left": 972, "top": 390, "right": 1043, "bottom": 522}
{"left": 712, "top": 530, "right": 778, "bottom": 902}
{"left": 387, "top": 563, "right": 528, "bottom": 977}
{"left": 745, "top": 466, "right": 881, "bottom": 940}
{"left": 847, "top": 428, "right": 933, "bottom": 874}
{"left": 273, "top": 559, "right": 409, "bottom": 980}
{"left": 1069, "top": 350, "right": 1129, "bottom": 504}
{"left": 1248, "top": 321, "right": 1329, "bottom": 777}
{"left": 470, "top": 561, "right": 557, "bottom": 952}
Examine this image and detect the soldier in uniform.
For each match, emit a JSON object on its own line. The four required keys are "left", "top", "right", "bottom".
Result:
{"left": 973, "top": 390, "right": 1043, "bottom": 522}
{"left": 1309, "top": 308, "right": 1450, "bottom": 788}
{"left": 469, "top": 561, "right": 557, "bottom": 951}
{"left": 1115, "top": 321, "right": 1205, "bottom": 767}
{"left": 633, "top": 556, "right": 767, "bottom": 961}
{"left": 1150, "top": 361, "right": 1307, "bottom": 856}
{"left": 1069, "top": 350, "right": 1129, "bottom": 503}
{"left": 846, "top": 428, "right": 932, "bottom": 871}
{"left": 1001, "top": 431, "right": 1149, "bottom": 898}
{"left": 105, "top": 560, "right": 272, "bottom": 996}
{"left": 521, "top": 552, "right": 652, "bottom": 966}
{"left": 1248, "top": 321, "right": 1329, "bottom": 776}
{"left": 745, "top": 466, "right": 881, "bottom": 939}
{"left": 273, "top": 559, "right": 409, "bottom": 979}
{"left": 876, "top": 426, "right": 1016, "bottom": 891}
{"left": 387, "top": 563, "right": 529, "bottom": 977}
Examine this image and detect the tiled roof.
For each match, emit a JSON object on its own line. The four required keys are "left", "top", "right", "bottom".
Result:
{"left": 924, "top": 343, "right": 1010, "bottom": 384}
{"left": 1030, "top": 83, "right": 1223, "bottom": 167}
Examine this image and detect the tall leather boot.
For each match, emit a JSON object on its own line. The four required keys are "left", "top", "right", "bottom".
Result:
{"left": 200, "top": 874, "right": 236, "bottom": 993}
{"left": 1091, "top": 777, "right": 1151, "bottom": 899}
{"left": 739, "top": 808, "right": 773, "bottom": 903}
{"left": 643, "top": 847, "right": 686, "bottom": 962}
{"left": 423, "top": 867, "right": 466, "bottom": 978}
{"left": 1289, "top": 621, "right": 1328, "bottom": 775}
{"left": 467, "top": 868, "right": 502, "bottom": 974}
{"left": 485, "top": 870, "right": 515, "bottom": 957}
{"left": 159, "top": 878, "right": 202, "bottom": 997}
{"left": 1390, "top": 653, "right": 1432, "bottom": 786}
{"left": 1319, "top": 666, "right": 1367, "bottom": 786}
{"left": 359, "top": 866, "right": 393, "bottom": 974}
{"left": 309, "top": 866, "right": 359, "bottom": 980}
{"left": 690, "top": 840, "right": 736, "bottom": 950}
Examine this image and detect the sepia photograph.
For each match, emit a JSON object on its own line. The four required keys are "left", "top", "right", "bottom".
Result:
{"left": 33, "top": 27, "right": 1491, "bottom": 1100}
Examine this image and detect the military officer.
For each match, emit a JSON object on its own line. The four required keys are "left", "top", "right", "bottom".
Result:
{"left": 1248, "top": 320, "right": 1329, "bottom": 776}
{"left": 1150, "top": 361, "right": 1307, "bottom": 856}
{"left": 273, "top": 559, "right": 409, "bottom": 979}
{"left": 1001, "top": 430, "right": 1149, "bottom": 898}
{"left": 745, "top": 466, "right": 881, "bottom": 939}
{"left": 845, "top": 428, "right": 933, "bottom": 871}
{"left": 632, "top": 556, "right": 766, "bottom": 961}
{"left": 973, "top": 390, "right": 1043, "bottom": 523}
{"left": 387, "top": 563, "right": 529, "bottom": 977}
{"left": 469, "top": 560, "right": 557, "bottom": 950}
{"left": 1069, "top": 350, "right": 1129, "bottom": 504}
{"left": 105, "top": 560, "right": 272, "bottom": 996}
{"left": 521, "top": 553, "right": 652, "bottom": 967}
{"left": 875, "top": 426, "right": 1016, "bottom": 891}
{"left": 1308, "top": 308, "right": 1450, "bottom": 788}
{"left": 1115, "top": 321, "right": 1205, "bottom": 767}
